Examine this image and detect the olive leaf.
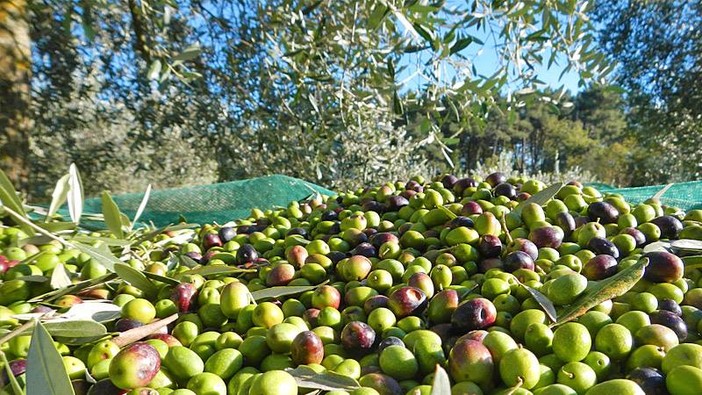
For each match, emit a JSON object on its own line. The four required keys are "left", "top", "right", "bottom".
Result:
{"left": 671, "top": 239, "right": 702, "bottom": 255}
{"left": 28, "top": 273, "right": 117, "bottom": 303}
{"left": 72, "top": 241, "right": 120, "bottom": 272}
{"left": 72, "top": 234, "right": 132, "bottom": 246}
{"left": 143, "top": 271, "right": 181, "bottom": 286}
{"left": 0, "top": 168, "right": 33, "bottom": 235}
{"left": 46, "top": 174, "right": 70, "bottom": 220}
{"left": 683, "top": 255, "right": 702, "bottom": 271}
{"left": 512, "top": 183, "right": 563, "bottom": 216}
{"left": 35, "top": 221, "right": 77, "bottom": 233}
{"left": 555, "top": 258, "right": 648, "bottom": 326}
{"left": 178, "top": 265, "right": 255, "bottom": 278}
{"left": 0, "top": 351, "right": 24, "bottom": 395}
{"left": 286, "top": 366, "right": 360, "bottom": 391}
{"left": 520, "top": 283, "right": 557, "bottom": 323}
{"left": 430, "top": 365, "right": 451, "bottom": 395}
{"left": 251, "top": 282, "right": 326, "bottom": 301}
{"left": 437, "top": 205, "right": 457, "bottom": 220}
{"left": 643, "top": 241, "right": 671, "bottom": 254}
{"left": 67, "top": 163, "right": 84, "bottom": 224}
{"left": 101, "top": 191, "right": 125, "bottom": 238}
{"left": 49, "top": 262, "right": 72, "bottom": 290}
{"left": 43, "top": 320, "right": 108, "bottom": 339}
{"left": 114, "top": 263, "right": 157, "bottom": 298}
{"left": 131, "top": 184, "right": 152, "bottom": 230}
{"left": 26, "top": 321, "right": 76, "bottom": 395}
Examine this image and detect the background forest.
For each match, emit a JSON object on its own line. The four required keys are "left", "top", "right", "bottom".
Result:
{"left": 1, "top": 0, "right": 700, "bottom": 199}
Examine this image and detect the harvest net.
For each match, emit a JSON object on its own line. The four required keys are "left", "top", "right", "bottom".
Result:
{"left": 79, "top": 176, "right": 701, "bottom": 227}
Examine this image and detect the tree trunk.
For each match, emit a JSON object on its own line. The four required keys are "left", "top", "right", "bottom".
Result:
{"left": 0, "top": 0, "right": 32, "bottom": 195}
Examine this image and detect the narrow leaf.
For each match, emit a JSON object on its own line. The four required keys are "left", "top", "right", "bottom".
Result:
{"left": 28, "top": 273, "right": 117, "bottom": 303}
{"left": 143, "top": 271, "right": 181, "bottom": 286}
{"left": 101, "top": 191, "right": 125, "bottom": 238}
{"left": 43, "top": 320, "right": 108, "bottom": 339}
{"left": 112, "top": 313, "right": 179, "bottom": 348}
{"left": 512, "top": 183, "right": 563, "bottom": 216}
{"left": 57, "top": 301, "right": 121, "bottom": 322}
{"left": 437, "top": 205, "right": 458, "bottom": 220}
{"left": 651, "top": 183, "right": 673, "bottom": 201}
{"left": 147, "top": 59, "right": 162, "bottom": 80}
{"left": 71, "top": 234, "right": 132, "bottom": 247}
{"left": 46, "top": 174, "right": 70, "bottom": 220}
{"left": 178, "top": 265, "right": 255, "bottom": 278}
{"left": 251, "top": 283, "right": 323, "bottom": 301}
{"left": 26, "top": 321, "right": 76, "bottom": 395}
{"left": 35, "top": 221, "right": 77, "bottom": 233}
{"left": 683, "top": 255, "right": 702, "bottom": 271}
{"left": 430, "top": 365, "right": 451, "bottom": 395}
{"left": 643, "top": 241, "right": 671, "bottom": 254}
{"left": 520, "top": 284, "right": 557, "bottom": 323}
{"left": 556, "top": 258, "right": 648, "bottom": 326}
{"left": 450, "top": 37, "right": 472, "bottom": 55}
{"left": 72, "top": 242, "right": 119, "bottom": 272}
{"left": 671, "top": 240, "right": 702, "bottom": 255}
{"left": 131, "top": 184, "right": 152, "bottom": 228}
{"left": 0, "top": 169, "right": 32, "bottom": 235}
{"left": 286, "top": 366, "right": 360, "bottom": 391}
{"left": 114, "top": 263, "right": 157, "bottom": 297}
{"left": 50, "top": 263, "right": 72, "bottom": 290}
{"left": 67, "top": 164, "right": 84, "bottom": 224}
{"left": 172, "top": 44, "right": 200, "bottom": 61}
{"left": 0, "top": 351, "right": 24, "bottom": 395}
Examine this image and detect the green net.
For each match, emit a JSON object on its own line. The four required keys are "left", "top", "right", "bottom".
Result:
{"left": 81, "top": 175, "right": 334, "bottom": 227}
{"left": 75, "top": 175, "right": 701, "bottom": 227}
{"left": 587, "top": 181, "right": 702, "bottom": 212}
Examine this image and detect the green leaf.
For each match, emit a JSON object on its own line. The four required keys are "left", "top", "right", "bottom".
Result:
{"left": 683, "top": 255, "right": 702, "bottom": 271}
{"left": 35, "top": 221, "right": 77, "bottom": 233}
{"left": 71, "top": 234, "right": 132, "bottom": 246}
{"left": 50, "top": 263, "right": 72, "bottom": 290}
{"left": 43, "top": 320, "right": 108, "bottom": 339}
{"left": 393, "top": 90, "right": 404, "bottom": 115}
{"left": 556, "top": 258, "right": 648, "bottom": 326}
{"left": 101, "top": 191, "right": 125, "bottom": 238}
{"left": 46, "top": 174, "right": 70, "bottom": 221}
{"left": 143, "top": 270, "right": 181, "bottom": 286}
{"left": 26, "top": 321, "right": 76, "bottom": 395}
{"left": 437, "top": 205, "right": 457, "bottom": 220}
{"left": 72, "top": 242, "right": 120, "bottom": 272}
{"left": 412, "top": 22, "right": 435, "bottom": 44}
{"left": 430, "top": 365, "right": 451, "bottom": 395}
{"left": 178, "top": 265, "right": 255, "bottom": 278}
{"left": 178, "top": 254, "right": 201, "bottom": 269}
{"left": 671, "top": 240, "right": 702, "bottom": 255}
{"left": 286, "top": 365, "right": 360, "bottom": 391}
{"left": 251, "top": 283, "right": 323, "bottom": 301}
{"left": 148, "top": 59, "right": 162, "bottom": 80}
{"left": 28, "top": 273, "right": 116, "bottom": 303}
{"left": 368, "top": 4, "right": 389, "bottom": 29}
{"left": 512, "top": 183, "right": 563, "bottom": 216}
{"left": 450, "top": 37, "right": 472, "bottom": 55}
{"left": 131, "top": 184, "right": 152, "bottom": 228}
{"left": 0, "top": 351, "right": 23, "bottom": 395}
{"left": 173, "top": 44, "right": 201, "bottom": 62}
{"left": 0, "top": 168, "right": 32, "bottom": 235}
{"left": 520, "top": 283, "right": 557, "bottom": 323}
{"left": 67, "top": 163, "right": 83, "bottom": 224}
{"left": 114, "top": 263, "right": 157, "bottom": 297}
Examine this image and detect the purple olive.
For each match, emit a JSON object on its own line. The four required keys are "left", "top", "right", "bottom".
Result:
{"left": 478, "top": 235, "right": 502, "bottom": 258}
{"left": 650, "top": 216, "right": 683, "bottom": 239}
{"left": 587, "top": 201, "right": 619, "bottom": 224}
{"left": 340, "top": 321, "right": 376, "bottom": 351}
{"left": 587, "top": 237, "right": 620, "bottom": 259}
{"left": 502, "top": 251, "right": 535, "bottom": 272}
{"left": 451, "top": 297, "right": 497, "bottom": 333}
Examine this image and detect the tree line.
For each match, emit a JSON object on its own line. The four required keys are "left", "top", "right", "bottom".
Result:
{"left": 0, "top": 0, "right": 698, "bottom": 200}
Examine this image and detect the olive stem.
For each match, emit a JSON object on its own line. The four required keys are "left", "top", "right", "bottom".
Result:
{"left": 500, "top": 213, "right": 514, "bottom": 245}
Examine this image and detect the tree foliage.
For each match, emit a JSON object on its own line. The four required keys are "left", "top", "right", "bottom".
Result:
{"left": 4, "top": 0, "right": 622, "bottom": 198}
{"left": 593, "top": 0, "right": 702, "bottom": 184}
